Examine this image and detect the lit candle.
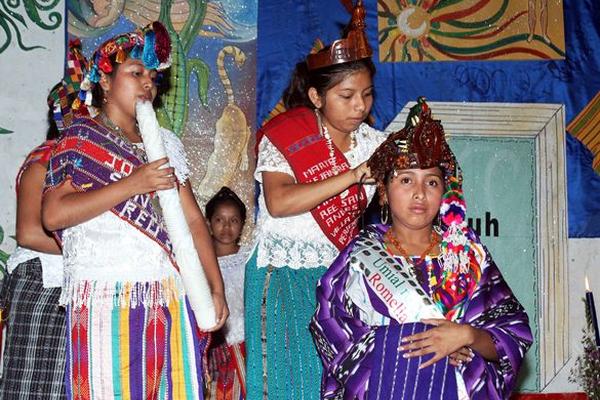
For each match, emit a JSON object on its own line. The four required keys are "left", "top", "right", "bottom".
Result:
{"left": 585, "top": 275, "right": 600, "bottom": 347}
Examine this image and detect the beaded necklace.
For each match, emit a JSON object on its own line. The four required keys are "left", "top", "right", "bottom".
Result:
{"left": 99, "top": 113, "right": 147, "bottom": 162}
{"left": 314, "top": 110, "right": 356, "bottom": 175}
{"left": 385, "top": 228, "right": 440, "bottom": 295}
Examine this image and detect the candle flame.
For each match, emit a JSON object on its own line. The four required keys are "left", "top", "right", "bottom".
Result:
{"left": 585, "top": 275, "right": 590, "bottom": 292}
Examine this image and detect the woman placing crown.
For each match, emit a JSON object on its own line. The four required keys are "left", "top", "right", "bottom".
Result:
{"left": 245, "top": 1, "right": 387, "bottom": 399}
{"left": 42, "top": 22, "right": 227, "bottom": 399}
{"left": 310, "top": 98, "right": 532, "bottom": 399}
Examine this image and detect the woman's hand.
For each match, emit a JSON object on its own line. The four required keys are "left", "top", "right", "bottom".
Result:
{"left": 398, "top": 318, "right": 474, "bottom": 369}
{"left": 205, "top": 291, "right": 230, "bottom": 332}
{"left": 353, "top": 161, "right": 374, "bottom": 184}
{"left": 449, "top": 347, "right": 474, "bottom": 367}
{"left": 125, "top": 157, "right": 176, "bottom": 195}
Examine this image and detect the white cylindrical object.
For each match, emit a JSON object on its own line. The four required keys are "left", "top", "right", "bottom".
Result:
{"left": 136, "top": 101, "right": 216, "bottom": 329}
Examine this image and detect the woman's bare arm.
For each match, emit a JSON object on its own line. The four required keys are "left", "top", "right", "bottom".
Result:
{"left": 43, "top": 158, "right": 175, "bottom": 231}
{"left": 179, "top": 181, "right": 229, "bottom": 330}
{"left": 262, "top": 161, "right": 371, "bottom": 217}
{"left": 15, "top": 163, "right": 60, "bottom": 254}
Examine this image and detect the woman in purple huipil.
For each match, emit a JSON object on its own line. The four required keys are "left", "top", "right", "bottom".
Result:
{"left": 310, "top": 98, "right": 532, "bottom": 400}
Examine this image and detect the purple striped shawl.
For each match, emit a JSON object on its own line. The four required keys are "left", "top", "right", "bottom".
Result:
{"left": 310, "top": 224, "right": 532, "bottom": 400}
{"left": 45, "top": 116, "right": 177, "bottom": 269}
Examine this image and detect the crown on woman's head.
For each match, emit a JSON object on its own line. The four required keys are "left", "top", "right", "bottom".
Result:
{"left": 368, "top": 97, "right": 457, "bottom": 186}
{"left": 306, "top": 0, "right": 372, "bottom": 71}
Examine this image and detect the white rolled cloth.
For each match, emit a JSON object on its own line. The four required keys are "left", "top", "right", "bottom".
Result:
{"left": 136, "top": 101, "right": 216, "bottom": 329}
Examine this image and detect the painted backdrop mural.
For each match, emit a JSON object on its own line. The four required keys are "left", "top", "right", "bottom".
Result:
{"left": 67, "top": 0, "right": 257, "bottom": 240}
{"left": 377, "top": 0, "right": 565, "bottom": 62}
{"left": 0, "top": 1, "right": 64, "bottom": 270}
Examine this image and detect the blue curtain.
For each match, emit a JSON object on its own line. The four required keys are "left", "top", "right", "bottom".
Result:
{"left": 257, "top": 0, "right": 600, "bottom": 237}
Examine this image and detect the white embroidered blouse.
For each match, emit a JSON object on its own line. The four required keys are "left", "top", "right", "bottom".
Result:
{"left": 252, "top": 123, "right": 386, "bottom": 269}
{"left": 60, "top": 128, "right": 191, "bottom": 307}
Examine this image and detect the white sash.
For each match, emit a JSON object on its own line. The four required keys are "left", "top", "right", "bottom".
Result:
{"left": 350, "top": 233, "right": 443, "bottom": 323}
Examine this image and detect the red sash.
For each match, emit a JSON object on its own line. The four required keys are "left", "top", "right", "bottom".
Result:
{"left": 260, "top": 107, "right": 367, "bottom": 250}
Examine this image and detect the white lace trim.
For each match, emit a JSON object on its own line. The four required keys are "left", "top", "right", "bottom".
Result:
{"left": 253, "top": 123, "right": 387, "bottom": 269}
{"left": 159, "top": 128, "right": 190, "bottom": 184}
{"left": 218, "top": 245, "right": 251, "bottom": 344}
{"left": 62, "top": 212, "right": 175, "bottom": 278}
{"left": 6, "top": 247, "right": 63, "bottom": 288}
{"left": 133, "top": 128, "right": 190, "bottom": 185}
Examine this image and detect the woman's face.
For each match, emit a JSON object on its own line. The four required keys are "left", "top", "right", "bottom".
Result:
{"left": 310, "top": 68, "right": 373, "bottom": 135}
{"left": 386, "top": 167, "right": 444, "bottom": 231}
{"left": 209, "top": 202, "right": 244, "bottom": 246}
{"left": 101, "top": 57, "right": 158, "bottom": 118}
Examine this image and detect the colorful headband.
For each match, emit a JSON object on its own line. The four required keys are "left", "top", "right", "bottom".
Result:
{"left": 74, "top": 21, "right": 171, "bottom": 112}
{"left": 368, "top": 98, "right": 473, "bottom": 274}
{"left": 47, "top": 39, "right": 88, "bottom": 132}
{"left": 306, "top": 0, "right": 372, "bottom": 71}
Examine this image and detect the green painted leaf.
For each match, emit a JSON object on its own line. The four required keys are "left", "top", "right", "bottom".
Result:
{"left": 188, "top": 59, "right": 210, "bottom": 107}
{"left": 0, "top": 127, "right": 13, "bottom": 134}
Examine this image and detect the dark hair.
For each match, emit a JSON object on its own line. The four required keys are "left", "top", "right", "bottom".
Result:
{"left": 46, "top": 106, "right": 60, "bottom": 140}
{"left": 205, "top": 186, "right": 247, "bottom": 225}
{"left": 91, "top": 52, "right": 170, "bottom": 109}
{"left": 282, "top": 58, "right": 376, "bottom": 109}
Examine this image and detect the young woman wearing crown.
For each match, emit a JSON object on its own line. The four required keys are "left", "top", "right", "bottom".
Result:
{"left": 42, "top": 22, "right": 227, "bottom": 399}
{"left": 310, "top": 98, "right": 533, "bottom": 400}
{"left": 244, "top": 1, "right": 387, "bottom": 399}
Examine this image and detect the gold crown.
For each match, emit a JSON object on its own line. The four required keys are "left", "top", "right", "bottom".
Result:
{"left": 306, "top": 0, "right": 372, "bottom": 71}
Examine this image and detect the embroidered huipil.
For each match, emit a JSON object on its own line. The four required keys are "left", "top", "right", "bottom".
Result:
{"left": 45, "top": 117, "right": 191, "bottom": 308}
{"left": 252, "top": 122, "right": 385, "bottom": 269}
{"left": 45, "top": 116, "right": 207, "bottom": 400}
{"left": 310, "top": 225, "right": 533, "bottom": 400}
{"left": 218, "top": 245, "right": 251, "bottom": 345}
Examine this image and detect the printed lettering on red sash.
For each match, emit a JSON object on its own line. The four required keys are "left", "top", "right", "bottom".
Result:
{"left": 261, "top": 107, "right": 367, "bottom": 250}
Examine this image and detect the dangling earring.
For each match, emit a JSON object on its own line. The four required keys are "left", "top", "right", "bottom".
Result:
{"left": 380, "top": 203, "right": 389, "bottom": 225}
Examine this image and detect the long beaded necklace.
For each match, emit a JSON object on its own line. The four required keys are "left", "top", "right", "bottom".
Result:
{"left": 99, "top": 113, "right": 166, "bottom": 217}
{"left": 385, "top": 228, "right": 440, "bottom": 295}
{"left": 99, "top": 113, "right": 147, "bottom": 162}
{"left": 314, "top": 110, "right": 357, "bottom": 175}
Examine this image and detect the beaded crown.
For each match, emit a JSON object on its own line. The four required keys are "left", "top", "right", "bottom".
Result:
{"left": 306, "top": 0, "right": 372, "bottom": 71}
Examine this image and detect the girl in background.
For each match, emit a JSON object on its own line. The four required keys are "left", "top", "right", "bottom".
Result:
{"left": 205, "top": 186, "right": 250, "bottom": 400}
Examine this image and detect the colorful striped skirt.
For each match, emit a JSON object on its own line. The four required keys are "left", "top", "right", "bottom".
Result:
{"left": 64, "top": 280, "right": 208, "bottom": 400}
{"left": 0, "top": 258, "right": 66, "bottom": 400}
{"left": 244, "top": 250, "right": 325, "bottom": 400}
{"left": 206, "top": 340, "right": 246, "bottom": 400}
